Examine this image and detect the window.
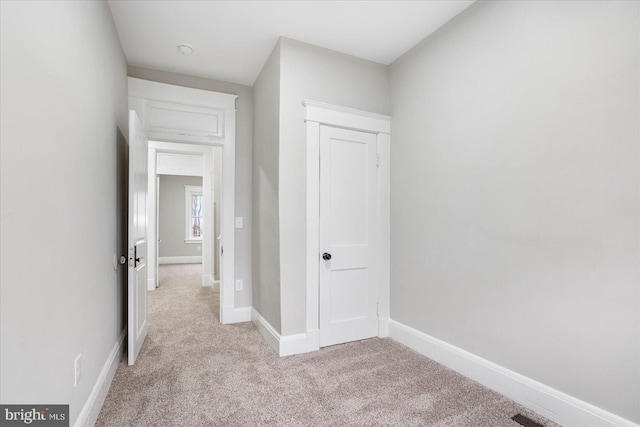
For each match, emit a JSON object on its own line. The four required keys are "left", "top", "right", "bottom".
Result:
{"left": 185, "top": 185, "right": 203, "bottom": 242}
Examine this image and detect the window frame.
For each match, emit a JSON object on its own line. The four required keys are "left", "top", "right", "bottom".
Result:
{"left": 184, "top": 185, "right": 204, "bottom": 243}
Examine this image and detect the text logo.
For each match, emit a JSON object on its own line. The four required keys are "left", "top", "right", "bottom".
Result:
{"left": 0, "top": 405, "right": 68, "bottom": 427}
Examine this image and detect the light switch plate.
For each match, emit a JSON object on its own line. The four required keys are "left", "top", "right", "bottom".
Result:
{"left": 235, "top": 216, "right": 243, "bottom": 229}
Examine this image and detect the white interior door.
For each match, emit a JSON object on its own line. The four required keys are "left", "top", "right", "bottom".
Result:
{"left": 319, "top": 125, "right": 378, "bottom": 347}
{"left": 128, "top": 110, "right": 148, "bottom": 365}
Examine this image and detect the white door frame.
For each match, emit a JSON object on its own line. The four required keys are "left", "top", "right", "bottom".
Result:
{"left": 128, "top": 77, "right": 240, "bottom": 324}
{"left": 149, "top": 143, "right": 210, "bottom": 283}
{"left": 303, "top": 100, "right": 391, "bottom": 352}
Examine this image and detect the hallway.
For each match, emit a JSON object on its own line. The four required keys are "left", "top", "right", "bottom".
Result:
{"left": 96, "top": 263, "right": 260, "bottom": 425}
{"left": 96, "top": 265, "right": 556, "bottom": 427}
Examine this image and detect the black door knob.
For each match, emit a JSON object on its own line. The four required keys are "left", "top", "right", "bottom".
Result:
{"left": 322, "top": 253, "right": 332, "bottom": 261}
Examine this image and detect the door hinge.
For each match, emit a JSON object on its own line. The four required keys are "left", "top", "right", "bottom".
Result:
{"left": 376, "top": 154, "right": 380, "bottom": 168}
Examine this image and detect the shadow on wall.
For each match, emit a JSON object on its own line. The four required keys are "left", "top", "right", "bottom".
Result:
{"left": 116, "top": 126, "right": 128, "bottom": 330}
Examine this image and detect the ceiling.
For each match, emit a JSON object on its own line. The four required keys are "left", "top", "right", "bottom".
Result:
{"left": 107, "top": 1, "right": 475, "bottom": 87}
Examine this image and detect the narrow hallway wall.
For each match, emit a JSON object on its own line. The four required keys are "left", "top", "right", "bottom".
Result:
{"left": 390, "top": 1, "right": 640, "bottom": 422}
{"left": 0, "top": 2, "right": 129, "bottom": 424}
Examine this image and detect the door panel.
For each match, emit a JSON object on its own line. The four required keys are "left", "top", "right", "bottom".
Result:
{"left": 329, "top": 268, "right": 369, "bottom": 322}
{"left": 319, "top": 126, "right": 378, "bottom": 348}
{"left": 128, "top": 110, "right": 148, "bottom": 365}
{"left": 329, "top": 138, "right": 369, "bottom": 246}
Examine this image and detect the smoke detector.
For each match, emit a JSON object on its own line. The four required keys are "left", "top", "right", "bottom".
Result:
{"left": 177, "top": 44, "right": 194, "bottom": 55}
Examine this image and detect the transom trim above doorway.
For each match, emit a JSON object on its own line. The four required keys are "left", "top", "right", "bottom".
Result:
{"left": 303, "top": 100, "right": 391, "bottom": 134}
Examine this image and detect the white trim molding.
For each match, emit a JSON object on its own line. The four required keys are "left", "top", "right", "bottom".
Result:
{"left": 130, "top": 77, "right": 239, "bottom": 325}
{"left": 147, "top": 148, "right": 158, "bottom": 291}
{"left": 156, "top": 152, "right": 203, "bottom": 176}
{"left": 388, "top": 320, "right": 640, "bottom": 427}
{"left": 148, "top": 143, "right": 209, "bottom": 290}
{"left": 158, "top": 256, "right": 202, "bottom": 264}
{"left": 252, "top": 309, "right": 313, "bottom": 357}
{"left": 222, "top": 306, "right": 251, "bottom": 324}
{"left": 378, "top": 317, "right": 390, "bottom": 338}
{"left": 252, "top": 309, "right": 279, "bottom": 353}
{"left": 303, "top": 100, "right": 391, "bottom": 352}
{"left": 128, "top": 77, "right": 236, "bottom": 110}
{"left": 74, "top": 329, "right": 126, "bottom": 427}
{"left": 203, "top": 275, "right": 214, "bottom": 288}
{"left": 303, "top": 100, "right": 391, "bottom": 135}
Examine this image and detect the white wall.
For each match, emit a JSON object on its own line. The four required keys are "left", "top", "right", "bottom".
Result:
{"left": 128, "top": 66, "right": 253, "bottom": 308}
{"left": 0, "top": 1, "right": 128, "bottom": 424}
{"left": 278, "top": 37, "right": 390, "bottom": 335}
{"left": 252, "top": 42, "right": 282, "bottom": 333}
{"left": 390, "top": 1, "right": 639, "bottom": 423}
{"left": 158, "top": 175, "right": 203, "bottom": 258}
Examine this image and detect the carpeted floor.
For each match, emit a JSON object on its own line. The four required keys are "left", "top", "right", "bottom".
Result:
{"left": 96, "top": 264, "right": 559, "bottom": 427}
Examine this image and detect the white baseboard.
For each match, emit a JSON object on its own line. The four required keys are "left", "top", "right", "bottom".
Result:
{"left": 280, "top": 333, "right": 308, "bottom": 356}
{"left": 212, "top": 280, "right": 220, "bottom": 292}
{"left": 251, "top": 309, "right": 280, "bottom": 354}
{"left": 74, "top": 328, "right": 126, "bottom": 427}
{"left": 388, "top": 320, "right": 639, "bottom": 427}
{"left": 202, "top": 275, "right": 213, "bottom": 287}
{"left": 158, "top": 256, "right": 202, "bottom": 264}
{"left": 306, "top": 329, "right": 320, "bottom": 352}
{"left": 147, "top": 277, "right": 156, "bottom": 291}
{"left": 221, "top": 306, "right": 251, "bottom": 324}
{"left": 378, "top": 317, "right": 390, "bottom": 338}
{"left": 251, "top": 309, "right": 311, "bottom": 357}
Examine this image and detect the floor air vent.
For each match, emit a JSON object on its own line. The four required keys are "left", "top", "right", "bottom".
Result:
{"left": 511, "top": 413, "right": 544, "bottom": 427}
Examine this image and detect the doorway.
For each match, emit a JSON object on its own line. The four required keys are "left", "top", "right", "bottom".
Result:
{"left": 152, "top": 146, "right": 223, "bottom": 290}
{"left": 157, "top": 175, "right": 204, "bottom": 267}
{"left": 147, "top": 143, "right": 220, "bottom": 312}
{"left": 128, "top": 77, "right": 241, "bottom": 328}
{"left": 303, "top": 100, "right": 392, "bottom": 352}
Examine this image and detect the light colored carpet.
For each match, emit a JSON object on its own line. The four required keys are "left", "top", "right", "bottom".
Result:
{"left": 96, "top": 264, "right": 559, "bottom": 427}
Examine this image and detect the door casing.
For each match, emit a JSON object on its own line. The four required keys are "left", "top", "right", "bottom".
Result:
{"left": 148, "top": 143, "right": 210, "bottom": 285}
{"left": 128, "top": 77, "right": 243, "bottom": 324}
{"left": 304, "top": 100, "right": 391, "bottom": 352}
